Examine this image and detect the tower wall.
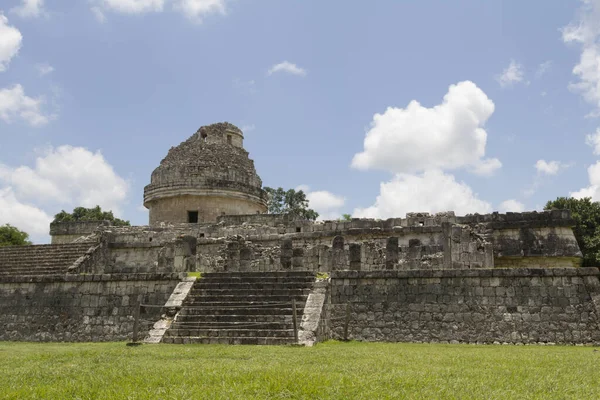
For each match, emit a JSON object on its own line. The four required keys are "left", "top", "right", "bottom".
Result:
{"left": 148, "top": 194, "right": 267, "bottom": 225}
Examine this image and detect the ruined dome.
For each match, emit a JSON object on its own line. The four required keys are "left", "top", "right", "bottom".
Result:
{"left": 143, "top": 122, "right": 268, "bottom": 225}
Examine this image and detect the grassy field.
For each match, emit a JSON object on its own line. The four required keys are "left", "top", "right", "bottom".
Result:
{"left": 0, "top": 341, "right": 598, "bottom": 399}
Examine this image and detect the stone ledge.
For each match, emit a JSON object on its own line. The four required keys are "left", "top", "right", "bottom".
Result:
{"left": 0, "top": 272, "right": 186, "bottom": 284}
{"left": 331, "top": 267, "right": 600, "bottom": 280}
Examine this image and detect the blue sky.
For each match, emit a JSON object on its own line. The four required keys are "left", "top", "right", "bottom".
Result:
{"left": 1, "top": 0, "right": 600, "bottom": 243}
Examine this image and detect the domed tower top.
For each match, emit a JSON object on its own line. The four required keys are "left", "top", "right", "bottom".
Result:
{"left": 143, "top": 122, "right": 268, "bottom": 225}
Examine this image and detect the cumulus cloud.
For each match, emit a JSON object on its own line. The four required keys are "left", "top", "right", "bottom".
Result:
{"left": 535, "top": 60, "right": 552, "bottom": 79}
{"left": 10, "top": 0, "right": 46, "bottom": 18}
{"left": 296, "top": 185, "right": 345, "bottom": 220}
{"left": 571, "top": 161, "right": 600, "bottom": 200}
{"left": 91, "top": 0, "right": 228, "bottom": 22}
{"left": 562, "top": 0, "right": 600, "bottom": 116}
{"left": 0, "top": 84, "right": 52, "bottom": 126}
{"left": 174, "top": 0, "right": 226, "bottom": 21}
{"left": 535, "top": 160, "right": 568, "bottom": 175}
{"left": 0, "top": 187, "right": 52, "bottom": 239}
{"left": 0, "top": 14, "right": 22, "bottom": 72}
{"left": 353, "top": 170, "right": 492, "bottom": 219}
{"left": 499, "top": 199, "right": 525, "bottom": 212}
{"left": 585, "top": 127, "right": 600, "bottom": 154}
{"left": 95, "top": 0, "right": 164, "bottom": 14}
{"left": 496, "top": 60, "right": 525, "bottom": 87}
{"left": 351, "top": 81, "right": 499, "bottom": 175}
{"left": 35, "top": 63, "right": 54, "bottom": 76}
{"left": 0, "top": 145, "right": 130, "bottom": 216}
{"left": 267, "top": 61, "right": 307, "bottom": 77}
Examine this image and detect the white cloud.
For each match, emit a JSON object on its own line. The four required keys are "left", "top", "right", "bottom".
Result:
{"left": 296, "top": 185, "right": 345, "bottom": 220}
{"left": 0, "top": 84, "right": 52, "bottom": 126}
{"left": 535, "top": 160, "right": 568, "bottom": 175}
{"left": 91, "top": 7, "right": 106, "bottom": 22}
{"left": 267, "top": 61, "right": 307, "bottom": 77}
{"left": 353, "top": 170, "right": 492, "bottom": 219}
{"left": 10, "top": 0, "right": 46, "bottom": 18}
{"left": 535, "top": 60, "right": 552, "bottom": 79}
{"left": 0, "top": 187, "right": 52, "bottom": 239}
{"left": 470, "top": 158, "right": 502, "bottom": 177}
{"left": 496, "top": 60, "right": 525, "bottom": 87}
{"left": 0, "top": 14, "right": 22, "bottom": 72}
{"left": 571, "top": 161, "right": 600, "bottom": 200}
{"left": 98, "top": 0, "right": 164, "bottom": 13}
{"left": 0, "top": 145, "right": 130, "bottom": 215}
{"left": 351, "top": 81, "right": 499, "bottom": 175}
{"left": 562, "top": 0, "right": 600, "bottom": 116}
{"left": 586, "top": 127, "right": 600, "bottom": 154}
{"left": 174, "top": 0, "right": 226, "bottom": 21}
{"left": 35, "top": 63, "right": 54, "bottom": 76}
{"left": 499, "top": 199, "right": 525, "bottom": 212}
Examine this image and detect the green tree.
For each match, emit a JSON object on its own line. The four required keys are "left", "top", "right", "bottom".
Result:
{"left": 0, "top": 224, "right": 32, "bottom": 247}
{"left": 341, "top": 214, "right": 352, "bottom": 221}
{"left": 53, "top": 206, "right": 130, "bottom": 226}
{"left": 544, "top": 197, "right": 600, "bottom": 267}
{"left": 264, "top": 187, "right": 319, "bottom": 220}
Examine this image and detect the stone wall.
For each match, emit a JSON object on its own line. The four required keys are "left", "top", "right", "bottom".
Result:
{"left": 50, "top": 221, "right": 111, "bottom": 244}
{"left": 146, "top": 193, "right": 267, "bottom": 225}
{"left": 95, "top": 210, "right": 582, "bottom": 274}
{"left": 329, "top": 268, "right": 600, "bottom": 344}
{"left": 0, "top": 273, "right": 183, "bottom": 342}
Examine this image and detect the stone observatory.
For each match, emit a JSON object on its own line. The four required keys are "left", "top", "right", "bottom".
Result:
{"left": 143, "top": 122, "right": 268, "bottom": 225}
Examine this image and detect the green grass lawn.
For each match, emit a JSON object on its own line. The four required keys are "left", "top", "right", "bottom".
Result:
{"left": 0, "top": 341, "right": 598, "bottom": 399}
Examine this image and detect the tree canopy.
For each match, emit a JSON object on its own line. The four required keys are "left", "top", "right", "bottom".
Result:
{"left": 544, "top": 197, "right": 600, "bottom": 267}
{"left": 53, "top": 206, "right": 130, "bottom": 226}
{"left": 0, "top": 224, "right": 32, "bottom": 247}
{"left": 264, "top": 187, "right": 319, "bottom": 220}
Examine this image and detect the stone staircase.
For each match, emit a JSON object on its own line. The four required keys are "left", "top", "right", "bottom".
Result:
{"left": 0, "top": 243, "right": 95, "bottom": 276}
{"left": 162, "top": 271, "right": 315, "bottom": 345}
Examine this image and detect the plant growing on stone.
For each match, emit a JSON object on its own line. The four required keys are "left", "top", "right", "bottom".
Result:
{"left": 263, "top": 187, "right": 319, "bottom": 220}
{"left": 53, "top": 206, "right": 130, "bottom": 226}
{"left": 0, "top": 224, "right": 32, "bottom": 247}
{"left": 545, "top": 196, "right": 600, "bottom": 267}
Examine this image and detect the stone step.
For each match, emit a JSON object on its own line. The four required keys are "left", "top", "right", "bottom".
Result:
{"left": 186, "top": 295, "right": 309, "bottom": 304}
{"left": 170, "top": 321, "right": 293, "bottom": 330}
{"left": 161, "top": 336, "right": 295, "bottom": 345}
{"left": 0, "top": 268, "right": 67, "bottom": 274}
{"left": 174, "top": 314, "right": 296, "bottom": 323}
{"left": 194, "top": 281, "right": 314, "bottom": 290}
{"left": 189, "top": 288, "right": 312, "bottom": 297}
{"left": 164, "top": 328, "right": 294, "bottom": 338}
{"left": 0, "top": 260, "right": 78, "bottom": 267}
{"left": 202, "top": 271, "right": 315, "bottom": 278}
{"left": 0, "top": 244, "right": 92, "bottom": 254}
{"left": 178, "top": 307, "right": 302, "bottom": 316}
{"left": 195, "top": 276, "right": 316, "bottom": 285}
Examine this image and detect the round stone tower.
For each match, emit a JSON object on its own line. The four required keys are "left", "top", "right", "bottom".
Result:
{"left": 143, "top": 122, "right": 268, "bottom": 225}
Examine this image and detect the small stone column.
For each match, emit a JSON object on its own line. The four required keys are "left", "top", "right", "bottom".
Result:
{"left": 349, "top": 243, "right": 362, "bottom": 270}
{"left": 332, "top": 236, "right": 346, "bottom": 270}
{"left": 385, "top": 237, "right": 399, "bottom": 270}
{"left": 280, "top": 239, "right": 293, "bottom": 270}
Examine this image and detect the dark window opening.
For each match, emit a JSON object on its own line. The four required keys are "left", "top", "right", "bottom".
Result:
{"left": 227, "top": 135, "right": 232, "bottom": 144}
{"left": 149, "top": 237, "right": 153, "bottom": 242}
{"left": 296, "top": 227, "right": 302, "bottom": 233}
{"left": 199, "top": 233, "right": 205, "bottom": 238}
{"left": 188, "top": 211, "right": 199, "bottom": 223}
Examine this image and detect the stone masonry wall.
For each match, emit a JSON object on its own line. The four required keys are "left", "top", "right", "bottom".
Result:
{"left": 50, "top": 221, "right": 111, "bottom": 244}
{"left": 329, "top": 268, "right": 600, "bottom": 345}
{"left": 0, "top": 273, "right": 183, "bottom": 342}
